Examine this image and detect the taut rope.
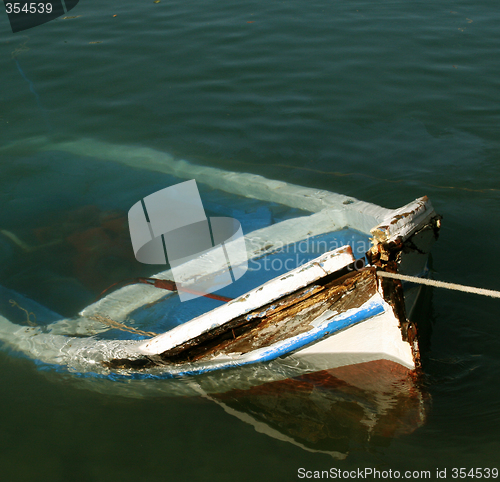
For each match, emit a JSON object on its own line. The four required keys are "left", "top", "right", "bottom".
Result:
{"left": 377, "top": 271, "right": 500, "bottom": 299}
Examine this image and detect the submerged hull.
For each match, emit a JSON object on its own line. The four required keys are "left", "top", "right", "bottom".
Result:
{"left": 0, "top": 138, "right": 440, "bottom": 392}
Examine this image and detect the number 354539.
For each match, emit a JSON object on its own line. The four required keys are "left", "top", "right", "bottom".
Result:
{"left": 5, "top": 3, "right": 54, "bottom": 14}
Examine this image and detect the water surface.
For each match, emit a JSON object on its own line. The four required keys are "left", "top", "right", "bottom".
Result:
{"left": 0, "top": 0, "right": 499, "bottom": 480}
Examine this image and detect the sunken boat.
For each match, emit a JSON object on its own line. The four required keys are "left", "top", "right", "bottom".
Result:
{"left": 0, "top": 138, "right": 440, "bottom": 396}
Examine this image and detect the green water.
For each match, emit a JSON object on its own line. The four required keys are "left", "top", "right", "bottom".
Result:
{"left": 1, "top": 0, "right": 499, "bottom": 480}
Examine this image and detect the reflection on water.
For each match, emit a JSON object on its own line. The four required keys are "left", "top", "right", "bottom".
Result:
{"left": 41, "top": 357, "right": 427, "bottom": 459}
{"left": 211, "top": 359, "right": 427, "bottom": 459}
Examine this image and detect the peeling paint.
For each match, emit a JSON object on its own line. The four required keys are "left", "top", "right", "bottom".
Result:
{"left": 106, "top": 268, "right": 378, "bottom": 369}
{"left": 367, "top": 213, "right": 441, "bottom": 370}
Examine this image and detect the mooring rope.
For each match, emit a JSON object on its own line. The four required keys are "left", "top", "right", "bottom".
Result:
{"left": 377, "top": 271, "right": 500, "bottom": 299}
{"left": 89, "top": 314, "right": 158, "bottom": 338}
{"left": 9, "top": 299, "right": 37, "bottom": 326}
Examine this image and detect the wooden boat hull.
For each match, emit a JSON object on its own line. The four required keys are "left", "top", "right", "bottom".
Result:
{"left": 0, "top": 137, "right": 440, "bottom": 392}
